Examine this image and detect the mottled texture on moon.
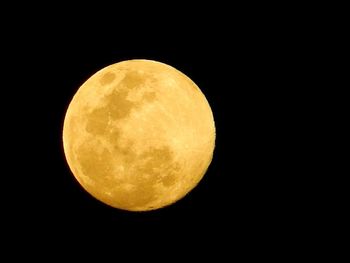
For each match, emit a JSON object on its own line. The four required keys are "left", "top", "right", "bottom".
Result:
{"left": 63, "top": 60, "right": 215, "bottom": 211}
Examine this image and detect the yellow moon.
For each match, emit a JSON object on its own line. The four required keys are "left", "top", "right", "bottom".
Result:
{"left": 63, "top": 59, "right": 215, "bottom": 211}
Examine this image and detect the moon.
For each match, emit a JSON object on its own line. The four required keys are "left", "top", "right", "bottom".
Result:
{"left": 62, "top": 59, "right": 215, "bottom": 211}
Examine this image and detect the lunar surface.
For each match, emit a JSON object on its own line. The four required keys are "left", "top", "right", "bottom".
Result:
{"left": 63, "top": 59, "right": 215, "bottom": 211}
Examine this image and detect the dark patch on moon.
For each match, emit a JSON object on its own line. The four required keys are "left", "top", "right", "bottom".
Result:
{"left": 136, "top": 146, "right": 180, "bottom": 188}
{"left": 100, "top": 72, "right": 116, "bottom": 85}
{"left": 109, "top": 128, "right": 121, "bottom": 150}
{"left": 112, "top": 145, "right": 181, "bottom": 209}
{"left": 85, "top": 107, "right": 109, "bottom": 135}
{"left": 77, "top": 143, "right": 114, "bottom": 187}
{"left": 161, "top": 174, "right": 177, "bottom": 187}
{"left": 143, "top": 91, "right": 156, "bottom": 102}
{"left": 84, "top": 89, "right": 138, "bottom": 138}
{"left": 119, "top": 70, "right": 157, "bottom": 90}
{"left": 84, "top": 70, "right": 158, "bottom": 139}
{"left": 107, "top": 89, "right": 137, "bottom": 120}
{"left": 120, "top": 71, "right": 146, "bottom": 89}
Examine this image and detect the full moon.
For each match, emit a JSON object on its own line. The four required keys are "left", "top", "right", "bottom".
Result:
{"left": 63, "top": 59, "right": 215, "bottom": 211}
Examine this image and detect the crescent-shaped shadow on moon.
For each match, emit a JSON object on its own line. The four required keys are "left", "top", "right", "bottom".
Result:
{"left": 63, "top": 60, "right": 215, "bottom": 211}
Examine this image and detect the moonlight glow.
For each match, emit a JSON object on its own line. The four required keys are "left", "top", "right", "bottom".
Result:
{"left": 63, "top": 59, "right": 215, "bottom": 211}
